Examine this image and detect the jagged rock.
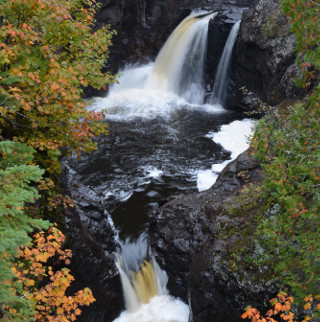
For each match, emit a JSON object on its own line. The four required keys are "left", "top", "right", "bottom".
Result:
{"left": 233, "top": 0, "right": 306, "bottom": 105}
{"left": 150, "top": 150, "right": 276, "bottom": 321}
{"left": 62, "top": 169, "right": 123, "bottom": 322}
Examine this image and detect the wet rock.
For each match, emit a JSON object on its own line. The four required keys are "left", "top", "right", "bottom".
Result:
{"left": 233, "top": 0, "right": 306, "bottom": 105}
{"left": 61, "top": 168, "right": 123, "bottom": 322}
{"left": 149, "top": 150, "right": 276, "bottom": 321}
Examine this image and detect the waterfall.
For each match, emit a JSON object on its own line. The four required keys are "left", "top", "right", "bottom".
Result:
{"left": 146, "top": 11, "right": 217, "bottom": 104}
{"left": 113, "top": 233, "right": 189, "bottom": 322}
{"left": 210, "top": 20, "right": 241, "bottom": 106}
{"left": 90, "top": 10, "right": 219, "bottom": 118}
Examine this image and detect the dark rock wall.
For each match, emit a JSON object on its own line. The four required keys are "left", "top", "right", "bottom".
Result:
{"left": 62, "top": 169, "right": 123, "bottom": 321}
{"left": 93, "top": 0, "right": 252, "bottom": 80}
{"left": 150, "top": 150, "right": 276, "bottom": 322}
{"left": 91, "top": 0, "right": 302, "bottom": 106}
{"left": 233, "top": 0, "right": 305, "bottom": 105}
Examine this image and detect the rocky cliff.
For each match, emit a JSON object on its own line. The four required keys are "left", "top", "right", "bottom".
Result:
{"left": 233, "top": 0, "right": 305, "bottom": 105}
{"left": 62, "top": 177, "right": 122, "bottom": 321}
{"left": 90, "top": 0, "right": 303, "bottom": 107}
{"left": 150, "top": 149, "right": 276, "bottom": 322}
{"left": 85, "top": 0, "right": 252, "bottom": 98}
{"left": 95, "top": 0, "right": 251, "bottom": 67}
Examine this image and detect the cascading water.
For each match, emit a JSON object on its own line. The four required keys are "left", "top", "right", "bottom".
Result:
{"left": 210, "top": 20, "right": 241, "bottom": 106}
{"left": 90, "top": 11, "right": 219, "bottom": 118}
{"left": 102, "top": 15, "right": 219, "bottom": 319}
{"left": 65, "top": 10, "right": 255, "bottom": 322}
{"left": 113, "top": 234, "right": 189, "bottom": 322}
{"left": 145, "top": 12, "right": 217, "bottom": 104}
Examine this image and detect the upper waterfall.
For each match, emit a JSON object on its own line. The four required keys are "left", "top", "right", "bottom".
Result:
{"left": 210, "top": 20, "right": 241, "bottom": 106}
{"left": 146, "top": 11, "right": 217, "bottom": 104}
{"left": 90, "top": 10, "right": 222, "bottom": 120}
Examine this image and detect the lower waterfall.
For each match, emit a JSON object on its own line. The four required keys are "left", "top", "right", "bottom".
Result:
{"left": 113, "top": 234, "right": 189, "bottom": 322}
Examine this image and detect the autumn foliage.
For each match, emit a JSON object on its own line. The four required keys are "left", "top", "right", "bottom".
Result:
{"left": 10, "top": 227, "right": 95, "bottom": 321}
{"left": 242, "top": 292, "right": 320, "bottom": 322}
{"left": 0, "top": 0, "right": 115, "bottom": 175}
{"left": 244, "top": 0, "right": 320, "bottom": 301}
{"left": 0, "top": 0, "right": 115, "bottom": 319}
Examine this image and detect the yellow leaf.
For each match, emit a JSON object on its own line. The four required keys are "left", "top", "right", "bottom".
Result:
{"left": 24, "top": 279, "right": 35, "bottom": 287}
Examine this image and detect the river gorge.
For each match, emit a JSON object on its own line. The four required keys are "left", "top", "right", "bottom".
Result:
{"left": 61, "top": 0, "right": 304, "bottom": 321}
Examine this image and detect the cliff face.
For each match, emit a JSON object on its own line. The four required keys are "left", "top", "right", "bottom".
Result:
{"left": 90, "top": 0, "right": 303, "bottom": 107}
{"left": 150, "top": 150, "right": 276, "bottom": 322}
{"left": 94, "top": 0, "right": 252, "bottom": 67}
{"left": 233, "top": 0, "right": 305, "bottom": 105}
{"left": 61, "top": 173, "right": 123, "bottom": 322}
{"left": 84, "top": 0, "right": 252, "bottom": 99}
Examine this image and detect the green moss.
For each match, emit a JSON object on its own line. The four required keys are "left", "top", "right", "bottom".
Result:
{"left": 262, "top": 8, "right": 283, "bottom": 39}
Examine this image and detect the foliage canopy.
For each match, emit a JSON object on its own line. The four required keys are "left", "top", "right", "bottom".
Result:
{"left": 0, "top": 0, "right": 115, "bottom": 174}
{"left": 247, "top": 0, "right": 320, "bottom": 312}
{"left": 0, "top": 0, "right": 115, "bottom": 319}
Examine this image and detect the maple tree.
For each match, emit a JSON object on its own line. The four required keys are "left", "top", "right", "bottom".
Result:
{"left": 9, "top": 227, "right": 95, "bottom": 321}
{"left": 242, "top": 292, "right": 320, "bottom": 322}
{"left": 0, "top": 0, "right": 115, "bottom": 319}
{"left": 0, "top": 0, "right": 115, "bottom": 177}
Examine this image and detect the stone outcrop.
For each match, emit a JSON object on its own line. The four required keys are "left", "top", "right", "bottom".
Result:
{"left": 150, "top": 150, "right": 276, "bottom": 321}
{"left": 62, "top": 171, "right": 123, "bottom": 321}
{"left": 233, "top": 0, "right": 305, "bottom": 105}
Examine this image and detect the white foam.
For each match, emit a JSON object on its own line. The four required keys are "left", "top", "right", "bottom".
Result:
{"left": 196, "top": 119, "right": 255, "bottom": 192}
{"left": 89, "top": 64, "right": 186, "bottom": 121}
{"left": 211, "top": 160, "right": 230, "bottom": 173}
{"left": 88, "top": 62, "right": 225, "bottom": 121}
{"left": 199, "top": 103, "right": 224, "bottom": 114}
{"left": 143, "top": 166, "right": 164, "bottom": 179}
{"left": 208, "top": 119, "right": 255, "bottom": 159}
{"left": 119, "top": 191, "right": 133, "bottom": 202}
{"left": 113, "top": 295, "right": 189, "bottom": 322}
{"left": 105, "top": 210, "right": 120, "bottom": 242}
{"left": 197, "top": 169, "right": 218, "bottom": 192}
